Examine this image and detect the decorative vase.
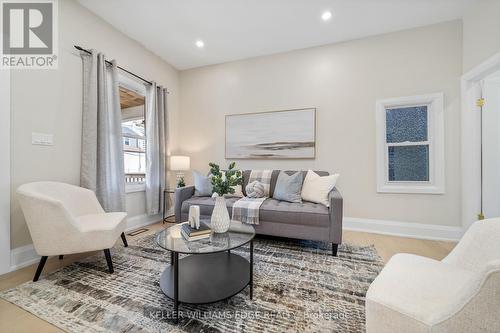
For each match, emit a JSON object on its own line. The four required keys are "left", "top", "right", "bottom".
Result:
{"left": 211, "top": 195, "right": 230, "bottom": 233}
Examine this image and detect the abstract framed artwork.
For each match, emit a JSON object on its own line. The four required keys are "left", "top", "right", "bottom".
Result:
{"left": 225, "top": 108, "right": 316, "bottom": 159}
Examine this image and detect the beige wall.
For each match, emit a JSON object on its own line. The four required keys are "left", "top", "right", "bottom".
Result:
{"left": 10, "top": 0, "right": 180, "bottom": 248}
{"left": 179, "top": 21, "right": 463, "bottom": 227}
{"left": 9, "top": 4, "right": 471, "bottom": 248}
{"left": 463, "top": 0, "right": 500, "bottom": 72}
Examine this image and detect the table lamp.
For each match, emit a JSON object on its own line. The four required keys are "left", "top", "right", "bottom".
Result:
{"left": 170, "top": 155, "right": 190, "bottom": 187}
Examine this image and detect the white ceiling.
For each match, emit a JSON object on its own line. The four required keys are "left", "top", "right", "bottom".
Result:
{"left": 78, "top": 0, "right": 475, "bottom": 70}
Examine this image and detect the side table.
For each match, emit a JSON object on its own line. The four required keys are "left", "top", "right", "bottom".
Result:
{"left": 162, "top": 188, "right": 176, "bottom": 223}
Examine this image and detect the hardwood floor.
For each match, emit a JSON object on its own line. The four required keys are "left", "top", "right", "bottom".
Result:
{"left": 0, "top": 222, "right": 456, "bottom": 333}
{"left": 343, "top": 230, "right": 456, "bottom": 262}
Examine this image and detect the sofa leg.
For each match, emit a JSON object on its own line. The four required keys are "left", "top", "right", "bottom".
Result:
{"left": 332, "top": 243, "right": 338, "bottom": 257}
{"left": 121, "top": 232, "right": 128, "bottom": 247}
{"left": 104, "top": 249, "right": 114, "bottom": 273}
{"left": 58, "top": 255, "right": 64, "bottom": 260}
{"left": 33, "top": 256, "right": 48, "bottom": 282}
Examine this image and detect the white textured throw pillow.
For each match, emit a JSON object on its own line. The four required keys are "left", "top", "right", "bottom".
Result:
{"left": 301, "top": 170, "right": 339, "bottom": 207}
{"left": 221, "top": 171, "right": 244, "bottom": 198}
{"left": 225, "top": 184, "right": 244, "bottom": 198}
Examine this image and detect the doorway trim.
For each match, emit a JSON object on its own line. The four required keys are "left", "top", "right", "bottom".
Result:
{"left": 0, "top": 68, "right": 10, "bottom": 275}
{"left": 461, "top": 52, "right": 500, "bottom": 230}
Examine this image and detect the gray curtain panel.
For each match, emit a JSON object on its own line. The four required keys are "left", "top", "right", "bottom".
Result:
{"left": 146, "top": 83, "right": 168, "bottom": 215}
{"left": 80, "top": 51, "right": 126, "bottom": 212}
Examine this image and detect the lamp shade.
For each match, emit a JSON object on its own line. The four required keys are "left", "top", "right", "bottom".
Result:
{"left": 170, "top": 155, "right": 190, "bottom": 171}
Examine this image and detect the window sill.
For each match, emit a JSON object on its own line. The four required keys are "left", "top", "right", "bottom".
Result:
{"left": 377, "top": 183, "right": 444, "bottom": 194}
{"left": 126, "top": 184, "right": 146, "bottom": 193}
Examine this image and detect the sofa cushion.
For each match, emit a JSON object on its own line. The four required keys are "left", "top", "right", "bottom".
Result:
{"left": 181, "top": 197, "right": 329, "bottom": 227}
{"left": 260, "top": 199, "right": 330, "bottom": 227}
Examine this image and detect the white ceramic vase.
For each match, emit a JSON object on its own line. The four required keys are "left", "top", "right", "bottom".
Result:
{"left": 211, "top": 195, "right": 230, "bottom": 233}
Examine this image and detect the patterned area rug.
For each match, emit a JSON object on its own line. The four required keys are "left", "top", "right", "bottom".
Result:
{"left": 1, "top": 233, "right": 383, "bottom": 333}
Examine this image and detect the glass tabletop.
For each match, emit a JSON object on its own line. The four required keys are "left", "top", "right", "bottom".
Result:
{"left": 156, "top": 220, "right": 255, "bottom": 254}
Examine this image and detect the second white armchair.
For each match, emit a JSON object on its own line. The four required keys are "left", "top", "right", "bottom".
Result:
{"left": 366, "top": 217, "right": 500, "bottom": 332}
{"left": 17, "top": 182, "right": 128, "bottom": 281}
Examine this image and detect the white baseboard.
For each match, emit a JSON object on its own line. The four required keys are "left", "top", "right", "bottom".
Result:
{"left": 343, "top": 217, "right": 464, "bottom": 242}
{"left": 10, "top": 244, "right": 39, "bottom": 272}
{"left": 125, "top": 213, "right": 162, "bottom": 232}
{"left": 8, "top": 214, "right": 162, "bottom": 273}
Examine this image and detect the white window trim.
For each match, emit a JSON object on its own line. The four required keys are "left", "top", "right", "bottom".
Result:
{"left": 119, "top": 73, "right": 147, "bottom": 96}
{"left": 376, "top": 93, "right": 445, "bottom": 194}
{"left": 125, "top": 183, "right": 146, "bottom": 193}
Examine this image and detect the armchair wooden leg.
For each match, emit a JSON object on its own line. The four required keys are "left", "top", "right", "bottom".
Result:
{"left": 332, "top": 243, "right": 338, "bottom": 257}
{"left": 121, "top": 232, "right": 128, "bottom": 247}
{"left": 58, "top": 255, "right": 64, "bottom": 260}
{"left": 104, "top": 249, "right": 114, "bottom": 273}
{"left": 33, "top": 256, "right": 48, "bottom": 282}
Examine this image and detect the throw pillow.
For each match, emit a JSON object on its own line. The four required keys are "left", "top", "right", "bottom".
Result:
{"left": 301, "top": 170, "right": 339, "bottom": 207}
{"left": 246, "top": 181, "right": 266, "bottom": 198}
{"left": 193, "top": 171, "right": 213, "bottom": 197}
{"left": 229, "top": 184, "right": 244, "bottom": 197}
{"left": 222, "top": 171, "right": 244, "bottom": 198}
{"left": 273, "top": 171, "right": 304, "bottom": 203}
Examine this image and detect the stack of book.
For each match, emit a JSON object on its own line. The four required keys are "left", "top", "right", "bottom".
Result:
{"left": 181, "top": 222, "right": 212, "bottom": 241}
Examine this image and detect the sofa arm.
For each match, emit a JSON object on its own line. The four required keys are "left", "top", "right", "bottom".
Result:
{"left": 329, "top": 187, "right": 343, "bottom": 244}
{"left": 174, "top": 186, "right": 195, "bottom": 223}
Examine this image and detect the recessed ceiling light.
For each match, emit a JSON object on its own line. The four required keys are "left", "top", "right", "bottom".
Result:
{"left": 195, "top": 40, "right": 205, "bottom": 48}
{"left": 321, "top": 11, "right": 332, "bottom": 21}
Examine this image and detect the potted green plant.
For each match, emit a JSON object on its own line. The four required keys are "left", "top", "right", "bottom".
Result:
{"left": 209, "top": 162, "right": 242, "bottom": 233}
{"left": 176, "top": 177, "right": 186, "bottom": 188}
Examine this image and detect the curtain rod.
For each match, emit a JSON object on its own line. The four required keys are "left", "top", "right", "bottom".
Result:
{"left": 75, "top": 45, "right": 170, "bottom": 94}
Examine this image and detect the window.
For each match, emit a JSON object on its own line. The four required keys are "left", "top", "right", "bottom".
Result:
{"left": 119, "top": 77, "right": 147, "bottom": 191}
{"left": 122, "top": 118, "right": 146, "bottom": 177}
{"left": 376, "top": 93, "right": 444, "bottom": 194}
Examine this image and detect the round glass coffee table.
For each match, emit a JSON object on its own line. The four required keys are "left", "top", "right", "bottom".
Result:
{"left": 156, "top": 220, "right": 255, "bottom": 321}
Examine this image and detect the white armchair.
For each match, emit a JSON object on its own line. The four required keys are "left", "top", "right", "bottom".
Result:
{"left": 366, "top": 218, "right": 500, "bottom": 332}
{"left": 17, "top": 182, "right": 128, "bottom": 281}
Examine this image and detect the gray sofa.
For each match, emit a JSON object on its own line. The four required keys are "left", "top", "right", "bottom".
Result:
{"left": 174, "top": 170, "right": 343, "bottom": 256}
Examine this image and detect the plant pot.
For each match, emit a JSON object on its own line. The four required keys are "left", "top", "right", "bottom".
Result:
{"left": 211, "top": 196, "right": 230, "bottom": 233}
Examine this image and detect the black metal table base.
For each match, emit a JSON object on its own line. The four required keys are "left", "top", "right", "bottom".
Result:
{"left": 162, "top": 214, "right": 175, "bottom": 224}
{"left": 160, "top": 242, "right": 254, "bottom": 322}
{"left": 162, "top": 189, "right": 175, "bottom": 224}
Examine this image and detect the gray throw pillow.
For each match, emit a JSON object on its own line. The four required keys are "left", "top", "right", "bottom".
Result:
{"left": 272, "top": 171, "right": 304, "bottom": 203}
{"left": 193, "top": 171, "right": 213, "bottom": 197}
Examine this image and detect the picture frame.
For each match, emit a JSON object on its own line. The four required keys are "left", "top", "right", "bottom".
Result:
{"left": 225, "top": 108, "right": 316, "bottom": 159}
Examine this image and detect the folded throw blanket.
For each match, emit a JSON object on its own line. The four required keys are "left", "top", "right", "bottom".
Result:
{"left": 232, "top": 197, "right": 267, "bottom": 225}
{"left": 232, "top": 170, "right": 273, "bottom": 225}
